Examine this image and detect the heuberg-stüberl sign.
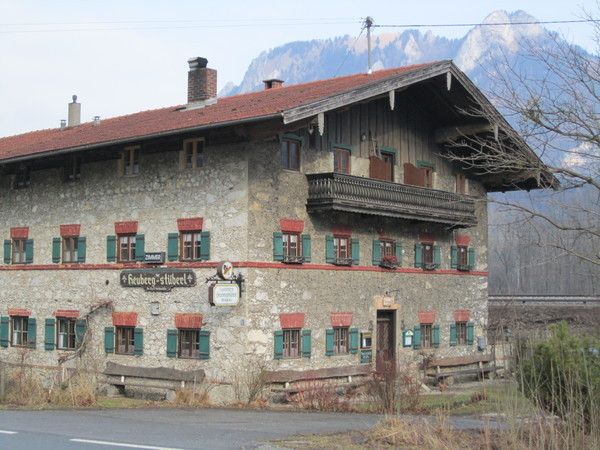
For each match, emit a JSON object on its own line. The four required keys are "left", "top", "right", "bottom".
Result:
{"left": 120, "top": 269, "right": 196, "bottom": 292}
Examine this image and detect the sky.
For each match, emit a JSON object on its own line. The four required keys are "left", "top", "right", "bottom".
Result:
{"left": 0, "top": 0, "right": 597, "bottom": 136}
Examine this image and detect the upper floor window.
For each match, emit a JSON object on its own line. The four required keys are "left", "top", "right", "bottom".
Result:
{"left": 457, "top": 245, "right": 468, "bottom": 267}
{"left": 422, "top": 243, "right": 434, "bottom": 266}
{"left": 122, "top": 146, "right": 140, "bottom": 176}
{"left": 334, "top": 236, "right": 349, "bottom": 260}
{"left": 13, "top": 164, "right": 31, "bottom": 189}
{"left": 64, "top": 156, "right": 82, "bottom": 182}
{"left": 62, "top": 237, "right": 79, "bottom": 263}
{"left": 182, "top": 139, "right": 204, "bottom": 169}
{"left": 333, "top": 148, "right": 351, "bottom": 174}
{"left": 380, "top": 240, "right": 396, "bottom": 258}
{"left": 283, "top": 232, "right": 301, "bottom": 258}
{"left": 281, "top": 139, "right": 300, "bottom": 171}
{"left": 414, "top": 242, "right": 440, "bottom": 270}
{"left": 12, "top": 239, "right": 26, "bottom": 264}
{"left": 118, "top": 234, "right": 136, "bottom": 262}
{"left": 181, "top": 231, "right": 202, "bottom": 261}
{"left": 404, "top": 161, "right": 435, "bottom": 188}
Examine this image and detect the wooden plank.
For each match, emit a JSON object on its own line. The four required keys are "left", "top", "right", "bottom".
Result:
{"left": 104, "top": 362, "right": 205, "bottom": 383}
{"left": 265, "top": 364, "right": 371, "bottom": 383}
{"left": 434, "top": 123, "right": 493, "bottom": 144}
{"left": 426, "top": 355, "right": 493, "bottom": 368}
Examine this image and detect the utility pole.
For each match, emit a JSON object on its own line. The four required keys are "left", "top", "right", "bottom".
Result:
{"left": 365, "top": 16, "right": 374, "bottom": 74}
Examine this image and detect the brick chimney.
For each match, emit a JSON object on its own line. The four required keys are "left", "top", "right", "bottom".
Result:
{"left": 263, "top": 79, "right": 284, "bottom": 90}
{"left": 187, "top": 57, "right": 217, "bottom": 104}
{"left": 68, "top": 95, "right": 81, "bottom": 127}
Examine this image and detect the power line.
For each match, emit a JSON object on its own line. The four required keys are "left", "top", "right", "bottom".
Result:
{"left": 334, "top": 22, "right": 366, "bottom": 77}
{"left": 373, "top": 18, "right": 599, "bottom": 29}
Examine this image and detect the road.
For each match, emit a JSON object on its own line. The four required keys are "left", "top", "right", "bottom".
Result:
{"left": 0, "top": 407, "right": 497, "bottom": 449}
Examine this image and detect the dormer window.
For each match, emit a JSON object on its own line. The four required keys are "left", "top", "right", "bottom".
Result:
{"left": 64, "top": 156, "right": 81, "bottom": 182}
{"left": 182, "top": 138, "right": 204, "bottom": 169}
{"left": 13, "top": 164, "right": 31, "bottom": 189}
{"left": 121, "top": 146, "right": 140, "bottom": 176}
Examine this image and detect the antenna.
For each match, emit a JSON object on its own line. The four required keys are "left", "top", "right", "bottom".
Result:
{"left": 365, "top": 16, "right": 374, "bottom": 74}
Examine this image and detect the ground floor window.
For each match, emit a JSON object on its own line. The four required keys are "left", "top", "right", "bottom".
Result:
{"left": 115, "top": 326, "right": 134, "bottom": 355}
{"left": 178, "top": 329, "right": 200, "bottom": 359}
{"left": 11, "top": 316, "right": 28, "bottom": 346}
{"left": 420, "top": 324, "right": 432, "bottom": 348}
{"left": 57, "top": 317, "right": 76, "bottom": 350}
{"left": 456, "top": 321, "right": 467, "bottom": 345}
{"left": 283, "top": 328, "right": 301, "bottom": 358}
{"left": 333, "top": 327, "right": 349, "bottom": 354}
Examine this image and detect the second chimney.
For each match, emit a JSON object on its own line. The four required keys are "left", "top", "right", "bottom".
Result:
{"left": 263, "top": 79, "right": 284, "bottom": 90}
{"left": 187, "top": 57, "right": 217, "bottom": 104}
{"left": 68, "top": 95, "right": 81, "bottom": 127}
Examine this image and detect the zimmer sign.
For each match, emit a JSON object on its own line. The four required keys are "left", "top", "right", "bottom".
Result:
{"left": 120, "top": 269, "right": 196, "bottom": 292}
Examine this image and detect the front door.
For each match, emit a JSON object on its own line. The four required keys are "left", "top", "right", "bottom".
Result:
{"left": 369, "top": 153, "right": 395, "bottom": 182}
{"left": 376, "top": 310, "right": 396, "bottom": 373}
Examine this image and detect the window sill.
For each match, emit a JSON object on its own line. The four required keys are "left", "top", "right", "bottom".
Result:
{"left": 281, "top": 168, "right": 302, "bottom": 174}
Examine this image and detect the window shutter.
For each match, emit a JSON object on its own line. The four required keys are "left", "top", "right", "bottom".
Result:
{"left": 75, "top": 319, "right": 86, "bottom": 347}
{"left": 272, "top": 232, "right": 283, "bottom": 261}
{"left": 135, "top": 234, "right": 145, "bottom": 261}
{"left": 106, "top": 235, "right": 116, "bottom": 262}
{"left": 432, "top": 324, "right": 440, "bottom": 348}
{"left": 395, "top": 242, "right": 403, "bottom": 266}
{"left": 325, "top": 235, "right": 335, "bottom": 263}
{"left": 468, "top": 247, "right": 476, "bottom": 270}
{"left": 325, "top": 328, "right": 334, "bottom": 356}
{"left": 273, "top": 330, "right": 284, "bottom": 360}
{"left": 25, "top": 239, "right": 34, "bottom": 264}
{"left": 200, "top": 231, "right": 211, "bottom": 261}
{"left": 77, "top": 237, "right": 86, "bottom": 263}
{"left": 467, "top": 322, "right": 475, "bottom": 345}
{"left": 301, "top": 329, "right": 311, "bottom": 358}
{"left": 372, "top": 240, "right": 381, "bottom": 266}
{"left": 413, "top": 325, "right": 421, "bottom": 349}
{"left": 104, "top": 326, "right": 115, "bottom": 353}
{"left": 351, "top": 238, "right": 359, "bottom": 265}
{"left": 27, "top": 317, "right": 36, "bottom": 348}
{"left": 0, "top": 317, "right": 9, "bottom": 347}
{"left": 134, "top": 327, "right": 144, "bottom": 356}
{"left": 302, "top": 234, "right": 311, "bottom": 263}
{"left": 414, "top": 243, "right": 423, "bottom": 268}
{"left": 167, "top": 233, "right": 179, "bottom": 261}
{"left": 349, "top": 328, "right": 359, "bottom": 354}
{"left": 199, "top": 330, "right": 210, "bottom": 359}
{"left": 52, "top": 237, "right": 61, "bottom": 263}
{"left": 45, "top": 318, "right": 56, "bottom": 351}
{"left": 451, "top": 246, "right": 458, "bottom": 269}
{"left": 433, "top": 245, "right": 441, "bottom": 268}
{"left": 166, "top": 329, "right": 178, "bottom": 357}
{"left": 3, "top": 240, "right": 11, "bottom": 264}
{"left": 449, "top": 323, "right": 457, "bottom": 346}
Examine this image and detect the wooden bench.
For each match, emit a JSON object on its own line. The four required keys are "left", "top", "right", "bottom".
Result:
{"left": 104, "top": 362, "right": 205, "bottom": 390}
{"left": 423, "top": 355, "right": 499, "bottom": 383}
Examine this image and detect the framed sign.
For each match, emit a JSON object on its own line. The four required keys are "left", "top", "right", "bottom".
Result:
{"left": 121, "top": 269, "right": 196, "bottom": 292}
{"left": 360, "top": 349, "right": 372, "bottom": 364}
{"left": 403, "top": 330, "right": 414, "bottom": 348}
{"left": 144, "top": 252, "right": 165, "bottom": 264}
{"left": 209, "top": 283, "right": 240, "bottom": 306}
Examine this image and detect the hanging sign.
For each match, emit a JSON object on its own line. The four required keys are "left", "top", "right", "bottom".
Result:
{"left": 120, "top": 269, "right": 196, "bottom": 292}
{"left": 209, "top": 283, "right": 240, "bottom": 306}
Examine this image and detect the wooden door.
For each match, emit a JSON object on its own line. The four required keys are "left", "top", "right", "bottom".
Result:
{"left": 376, "top": 310, "right": 396, "bottom": 373}
{"left": 369, "top": 153, "right": 394, "bottom": 182}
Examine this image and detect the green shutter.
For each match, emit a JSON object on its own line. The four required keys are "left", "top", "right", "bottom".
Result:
{"left": 27, "top": 317, "right": 36, "bottom": 348}
{"left": 272, "top": 232, "right": 283, "bottom": 261}
{"left": 0, "top": 317, "right": 9, "bottom": 347}
{"left": 45, "top": 318, "right": 56, "bottom": 351}
{"left": 349, "top": 327, "right": 359, "bottom": 354}
{"left": 351, "top": 238, "right": 359, "bottom": 265}
{"left": 449, "top": 323, "right": 457, "bottom": 346}
{"left": 325, "top": 328, "right": 334, "bottom": 356}
{"left": 302, "top": 234, "right": 311, "bottom": 263}
{"left": 372, "top": 240, "right": 381, "bottom": 265}
{"left": 395, "top": 242, "right": 403, "bottom": 267}
{"left": 450, "top": 246, "right": 458, "bottom": 269}
{"left": 467, "top": 322, "right": 475, "bottom": 345}
{"left": 3, "top": 240, "right": 11, "bottom": 264}
{"left": 468, "top": 247, "right": 476, "bottom": 270}
{"left": 166, "top": 329, "right": 178, "bottom": 357}
{"left": 433, "top": 245, "right": 441, "bottom": 268}
{"left": 325, "top": 235, "right": 335, "bottom": 263}
{"left": 274, "top": 330, "right": 284, "bottom": 359}
{"left": 77, "top": 237, "right": 86, "bottom": 263}
{"left": 106, "top": 235, "right": 116, "bottom": 262}
{"left": 25, "top": 239, "right": 34, "bottom": 264}
{"left": 52, "top": 237, "right": 61, "bottom": 263}
{"left": 104, "top": 326, "right": 115, "bottom": 353}
{"left": 414, "top": 243, "right": 423, "bottom": 268}
{"left": 200, "top": 231, "right": 211, "bottom": 261}
{"left": 413, "top": 325, "right": 421, "bottom": 349}
{"left": 199, "top": 330, "right": 210, "bottom": 359}
{"left": 167, "top": 233, "right": 179, "bottom": 261}
{"left": 135, "top": 234, "right": 145, "bottom": 261}
{"left": 134, "top": 327, "right": 144, "bottom": 356}
{"left": 432, "top": 324, "right": 440, "bottom": 348}
{"left": 301, "top": 329, "right": 311, "bottom": 358}
{"left": 75, "top": 319, "right": 86, "bottom": 347}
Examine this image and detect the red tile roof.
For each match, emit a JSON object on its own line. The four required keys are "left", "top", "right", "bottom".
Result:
{"left": 0, "top": 63, "right": 436, "bottom": 162}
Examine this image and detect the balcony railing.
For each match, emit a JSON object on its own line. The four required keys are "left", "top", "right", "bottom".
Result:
{"left": 306, "top": 173, "right": 477, "bottom": 227}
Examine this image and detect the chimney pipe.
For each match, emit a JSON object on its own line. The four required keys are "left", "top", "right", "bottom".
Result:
{"left": 263, "top": 79, "right": 284, "bottom": 90}
{"left": 187, "top": 57, "right": 217, "bottom": 105}
{"left": 60, "top": 119, "right": 67, "bottom": 130}
{"left": 68, "top": 95, "right": 81, "bottom": 127}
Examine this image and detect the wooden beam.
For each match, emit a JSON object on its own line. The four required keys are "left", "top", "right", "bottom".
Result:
{"left": 389, "top": 90, "right": 395, "bottom": 110}
{"left": 446, "top": 71, "right": 452, "bottom": 91}
{"left": 434, "top": 122, "right": 493, "bottom": 143}
{"left": 317, "top": 112, "right": 325, "bottom": 136}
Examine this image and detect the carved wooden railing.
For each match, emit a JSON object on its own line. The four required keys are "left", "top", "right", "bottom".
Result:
{"left": 306, "top": 172, "right": 477, "bottom": 227}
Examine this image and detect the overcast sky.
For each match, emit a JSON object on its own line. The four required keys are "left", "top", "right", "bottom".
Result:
{"left": 1, "top": 0, "right": 597, "bottom": 136}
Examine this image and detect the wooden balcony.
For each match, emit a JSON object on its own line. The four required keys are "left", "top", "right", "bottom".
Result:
{"left": 306, "top": 172, "right": 477, "bottom": 227}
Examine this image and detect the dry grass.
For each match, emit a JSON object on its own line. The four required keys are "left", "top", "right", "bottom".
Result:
{"left": 173, "top": 382, "right": 214, "bottom": 407}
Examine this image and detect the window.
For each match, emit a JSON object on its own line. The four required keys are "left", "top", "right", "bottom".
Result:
{"left": 57, "top": 318, "right": 76, "bottom": 350}
{"left": 422, "top": 244, "right": 433, "bottom": 266}
{"left": 118, "top": 235, "right": 136, "bottom": 262}
{"left": 456, "top": 173, "right": 467, "bottom": 194}
{"left": 62, "top": 237, "right": 79, "bottom": 263}
{"left": 11, "top": 316, "right": 28, "bottom": 346}
{"left": 115, "top": 326, "right": 135, "bottom": 355}
{"left": 183, "top": 139, "right": 204, "bottom": 169}
{"left": 380, "top": 240, "right": 396, "bottom": 258}
{"left": 334, "top": 236, "right": 349, "bottom": 259}
{"left": 457, "top": 245, "right": 468, "bottom": 268}
{"left": 64, "top": 156, "right": 81, "bottom": 182}
{"left": 456, "top": 322, "right": 467, "bottom": 345}
{"left": 12, "top": 239, "right": 26, "bottom": 264}
{"left": 420, "top": 324, "right": 432, "bottom": 349}
{"left": 178, "top": 329, "right": 200, "bottom": 358}
{"left": 333, "top": 148, "right": 351, "bottom": 174}
{"left": 281, "top": 139, "right": 300, "bottom": 171}
{"left": 122, "top": 146, "right": 140, "bottom": 176}
{"left": 283, "top": 328, "right": 301, "bottom": 358}
{"left": 13, "top": 165, "right": 31, "bottom": 189}
{"left": 180, "top": 232, "right": 201, "bottom": 261}
{"left": 333, "top": 327, "right": 349, "bottom": 354}
{"left": 283, "top": 233, "right": 301, "bottom": 258}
